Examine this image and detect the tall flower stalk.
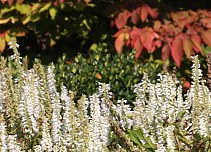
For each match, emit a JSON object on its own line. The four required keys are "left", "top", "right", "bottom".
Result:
{"left": 0, "top": 40, "right": 210, "bottom": 151}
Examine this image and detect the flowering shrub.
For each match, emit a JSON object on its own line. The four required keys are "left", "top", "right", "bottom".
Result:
{"left": 0, "top": 40, "right": 210, "bottom": 151}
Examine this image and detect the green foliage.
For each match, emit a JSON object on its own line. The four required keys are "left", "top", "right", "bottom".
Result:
{"left": 55, "top": 47, "right": 164, "bottom": 102}
{"left": 0, "top": 0, "right": 114, "bottom": 59}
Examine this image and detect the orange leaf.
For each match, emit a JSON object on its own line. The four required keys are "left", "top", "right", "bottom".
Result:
{"left": 162, "top": 44, "right": 171, "bottom": 61}
{"left": 115, "top": 33, "right": 126, "bottom": 53}
{"left": 191, "top": 35, "right": 202, "bottom": 53}
{"left": 115, "top": 10, "right": 131, "bottom": 29}
{"left": 171, "top": 37, "right": 184, "bottom": 67}
{"left": 95, "top": 73, "right": 102, "bottom": 79}
{"left": 183, "top": 38, "right": 193, "bottom": 59}
{"left": 201, "top": 30, "right": 211, "bottom": 46}
{"left": 16, "top": 32, "right": 26, "bottom": 37}
{"left": 140, "top": 6, "right": 148, "bottom": 22}
{"left": 0, "top": 38, "right": 6, "bottom": 53}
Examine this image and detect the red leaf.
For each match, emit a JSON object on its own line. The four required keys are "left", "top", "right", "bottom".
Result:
{"left": 162, "top": 44, "right": 171, "bottom": 61}
{"left": 201, "top": 30, "right": 211, "bottom": 46}
{"left": 155, "top": 39, "right": 162, "bottom": 48}
{"left": 183, "top": 38, "right": 193, "bottom": 59}
{"left": 180, "top": 16, "right": 197, "bottom": 28}
{"left": 183, "top": 81, "right": 191, "bottom": 89}
{"left": 0, "top": 0, "right": 6, "bottom": 4}
{"left": 134, "top": 39, "right": 143, "bottom": 58}
{"left": 171, "top": 37, "right": 184, "bottom": 67}
{"left": 145, "top": 4, "right": 158, "bottom": 18}
{"left": 0, "top": 31, "right": 6, "bottom": 38}
{"left": 140, "top": 5, "right": 148, "bottom": 22}
{"left": 115, "top": 33, "right": 126, "bottom": 53}
{"left": 140, "top": 28, "right": 158, "bottom": 52}
{"left": 191, "top": 35, "right": 202, "bottom": 53}
{"left": 7, "top": 0, "right": 14, "bottom": 6}
{"left": 200, "top": 18, "right": 211, "bottom": 28}
{"left": 113, "top": 27, "right": 131, "bottom": 37}
{"left": 115, "top": 10, "right": 131, "bottom": 29}
{"left": 131, "top": 10, "right": 139, "bottom": 24}
{"left": 130, "top": 28, "right": 141, "bottom": 39}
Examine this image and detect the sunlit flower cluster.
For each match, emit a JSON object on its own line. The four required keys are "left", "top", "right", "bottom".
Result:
{"left": 0, "top": 42, "right": 210, "bottom": 151}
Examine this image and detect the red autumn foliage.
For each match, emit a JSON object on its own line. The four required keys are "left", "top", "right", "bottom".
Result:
{"left": 113, "top": 4, "right": 211, "bottom": 67}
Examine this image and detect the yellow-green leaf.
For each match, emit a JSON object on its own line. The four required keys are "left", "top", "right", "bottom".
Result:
{"left": 49, "top": 7, "right": 57, "bottom": 20}
{"left": 16, "top": 4, "right": 31, "bottom": 15}
{"left": 5, "top": 33, "right": 12, "bottom": 42}
{"left": 39, "top": 3, "right": 51, "bottom": 13}
{"left": 31, "top": 3, "right": 41, "bottom": 12}
{"left": 22, "top": 15, "right": 31, "bottom": 24}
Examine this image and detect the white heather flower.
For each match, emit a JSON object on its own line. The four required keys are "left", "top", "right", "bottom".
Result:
{"left": 47, "top": 64, "right": 62, "bottom": 144}
{"left": 0, "top": 122, "right": 7, "bottom": 152}
{"left": 53, "top": 144, "right": 67, "bottom": 152}
{"left": 98, "top": 82, "right": 112, "bottom": 97}
{"left": 198, "top": 114, "right": 209, "bottom": 137}
{"left": 33, "top": 145, "right": 42, "bottom": 152}
{"left": 60, "top": 85, "right": 73, "bottom": 145}
{"left": 40, "top": 117, "right": 53, "bottom": 151}
{"left": 112, "top": 100, "right": 133, "bottom": 130}
{"left": 88, "top": 88, "right": 111, "bottom": 152}
{"left": 187, "top": 56, "right": 211, "bottom": 137}
{"left": 165, "top": 125, "right": 175, "bottom": 152}
{"left": 8, "top": 40, "right": 19, "bottom": 49}
{"left": 98, "top": 83, "right": 112, "bottom": 145}
{"left": 88, "top": 94, "right": 101, "bottom": 152}
{"left": 100, "top": 98, "right": 111, "bottom": 146}
{"left": 6, "top": 135, "right": 22, "bottom": 152}
{"left": 19, "top": 70, "right": 39, "bottom": 136}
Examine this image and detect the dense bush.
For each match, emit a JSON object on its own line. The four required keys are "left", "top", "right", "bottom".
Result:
{"left": 0, "top": 40, "right": 210, "bottom": 151}
{"left": 55, "top": 47, "right": 165, "bottom": 102}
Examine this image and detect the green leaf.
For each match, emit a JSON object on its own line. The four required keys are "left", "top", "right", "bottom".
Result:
{"left": 127, "top": 129, "right": 143, "bottom": 146}
{"left": 39, "top": 2, "right": 51, "bottom": 13}
{"left": 49, "top": 7, "right": 57, "bottom": 20}
{"left": 127, "top": 128, "right": 156, "bottom": 150}
{"left": 16, "top": 4, "right": 31, "bottom": 15}
{"left": 22, "top": 15, "right": 31, "bottom": 24}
